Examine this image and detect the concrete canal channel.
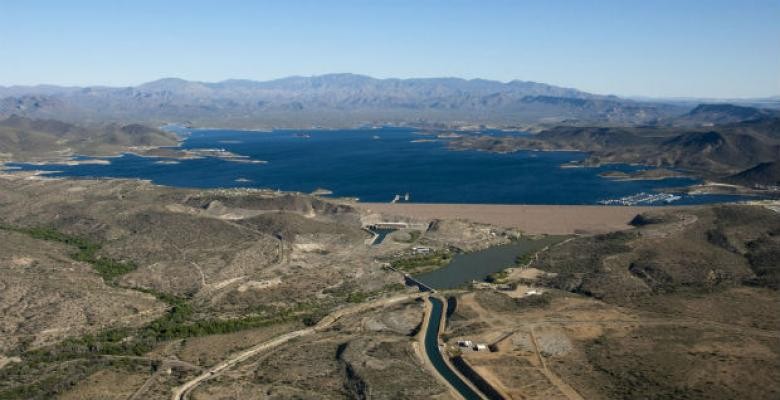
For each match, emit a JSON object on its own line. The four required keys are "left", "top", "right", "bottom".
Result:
{"left": 424, "top": 297, "right": 485, "bottom": 400}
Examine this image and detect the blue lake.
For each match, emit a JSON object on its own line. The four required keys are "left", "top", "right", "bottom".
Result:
{"left": 5, "top": 127, "right": 753, "bottom": 205}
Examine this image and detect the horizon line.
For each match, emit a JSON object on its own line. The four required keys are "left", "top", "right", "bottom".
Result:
{"left": 1, "top": 73, "right": 778, "bottom": 101}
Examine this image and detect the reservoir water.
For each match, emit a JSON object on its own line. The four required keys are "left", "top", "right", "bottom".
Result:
{"left": 415, "top": 237, "right": 563, "bottom": 289}
{"left": 5, "top": 127, "right": 754, "bottom": 205}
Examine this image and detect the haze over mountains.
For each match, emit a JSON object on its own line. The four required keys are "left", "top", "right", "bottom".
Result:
{"left": 2, "top": 73, "right": 780, "bottom": 186}
{"left": 0, "top": 73, "right": 705, "bottom": 128}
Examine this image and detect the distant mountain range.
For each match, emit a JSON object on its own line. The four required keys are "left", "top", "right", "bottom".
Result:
{"left": 0, "top": 74, "right": 695, "bottom": 128}
{"left": 3, "top": 74, "right": 778, "bottom": 187}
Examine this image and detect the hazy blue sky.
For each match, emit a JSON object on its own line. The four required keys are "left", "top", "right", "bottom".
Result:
{"left": 1, "top": 0, "right": 778, "bottom": 98}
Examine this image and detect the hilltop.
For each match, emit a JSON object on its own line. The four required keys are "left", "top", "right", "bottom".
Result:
{"left": 439, "top": 204, "right": 780, "bottom": 399}
{"left": 727, "top": 161, "right": 780, "bottom": 188}
{"left": 670, "top": 103, "right": 780, "bottom": 126}
{"left": 450, "top": 113, "right": 780, "bottom": 186}
{"left": 0, "top": 115, "right": 179, "bottom": 161}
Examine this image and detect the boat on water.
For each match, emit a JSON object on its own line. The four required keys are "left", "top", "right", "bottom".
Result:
{"left": 390, "top": 192, "right": 411, "bottom": 203}
{"left": 598, "top": 192, "right": 682, "bottom": 206}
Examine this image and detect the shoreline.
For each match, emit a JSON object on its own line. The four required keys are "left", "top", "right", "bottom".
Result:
{"left": 0, "top": 168, "right": 768, "bottom": 237}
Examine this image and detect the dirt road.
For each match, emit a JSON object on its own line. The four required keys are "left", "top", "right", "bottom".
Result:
{"left": 170, "top": 292, "right": 425, "bottom": 400}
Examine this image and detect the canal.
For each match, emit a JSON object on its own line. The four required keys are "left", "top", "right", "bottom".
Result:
{"left": 424, "top": 297, "right": 484, "bottom": 400}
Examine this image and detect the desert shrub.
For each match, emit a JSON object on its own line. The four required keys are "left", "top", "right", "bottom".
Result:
{"left": 485, "top": 270, "right": 509, "bottom": 284}
{"left": 745, "top": 235, "right": 780, "bottom": 289}
{"left": 629, "top": 213, "right": 668, "bottom": 227}
{"left": 0, "top": 225, "right": 136, "bottom": 283}
{"left": 514, "top": 292, "right": 553, "bottom": 308}
{"left": 391, "top": 251, "right": 451, "bottom": 273}
{"left": 706, "top": 229, "right": 738, "bottom": 252}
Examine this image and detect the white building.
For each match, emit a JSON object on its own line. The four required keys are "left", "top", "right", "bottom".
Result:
{"left": 412, "top": 246, "right": 432, "bottom": 254}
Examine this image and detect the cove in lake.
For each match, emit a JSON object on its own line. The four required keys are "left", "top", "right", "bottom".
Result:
{"left": 5, "top": 127, "right": 754, "bottom": 205}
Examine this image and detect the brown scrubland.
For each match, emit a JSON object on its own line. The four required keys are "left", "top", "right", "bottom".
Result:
{"left": 0, "top": 170, "right": 778, "bottom": 399}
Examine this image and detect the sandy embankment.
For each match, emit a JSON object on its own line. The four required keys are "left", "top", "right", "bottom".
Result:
{"left": 356, "top": 203, "right": 664, "bottom": 235}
